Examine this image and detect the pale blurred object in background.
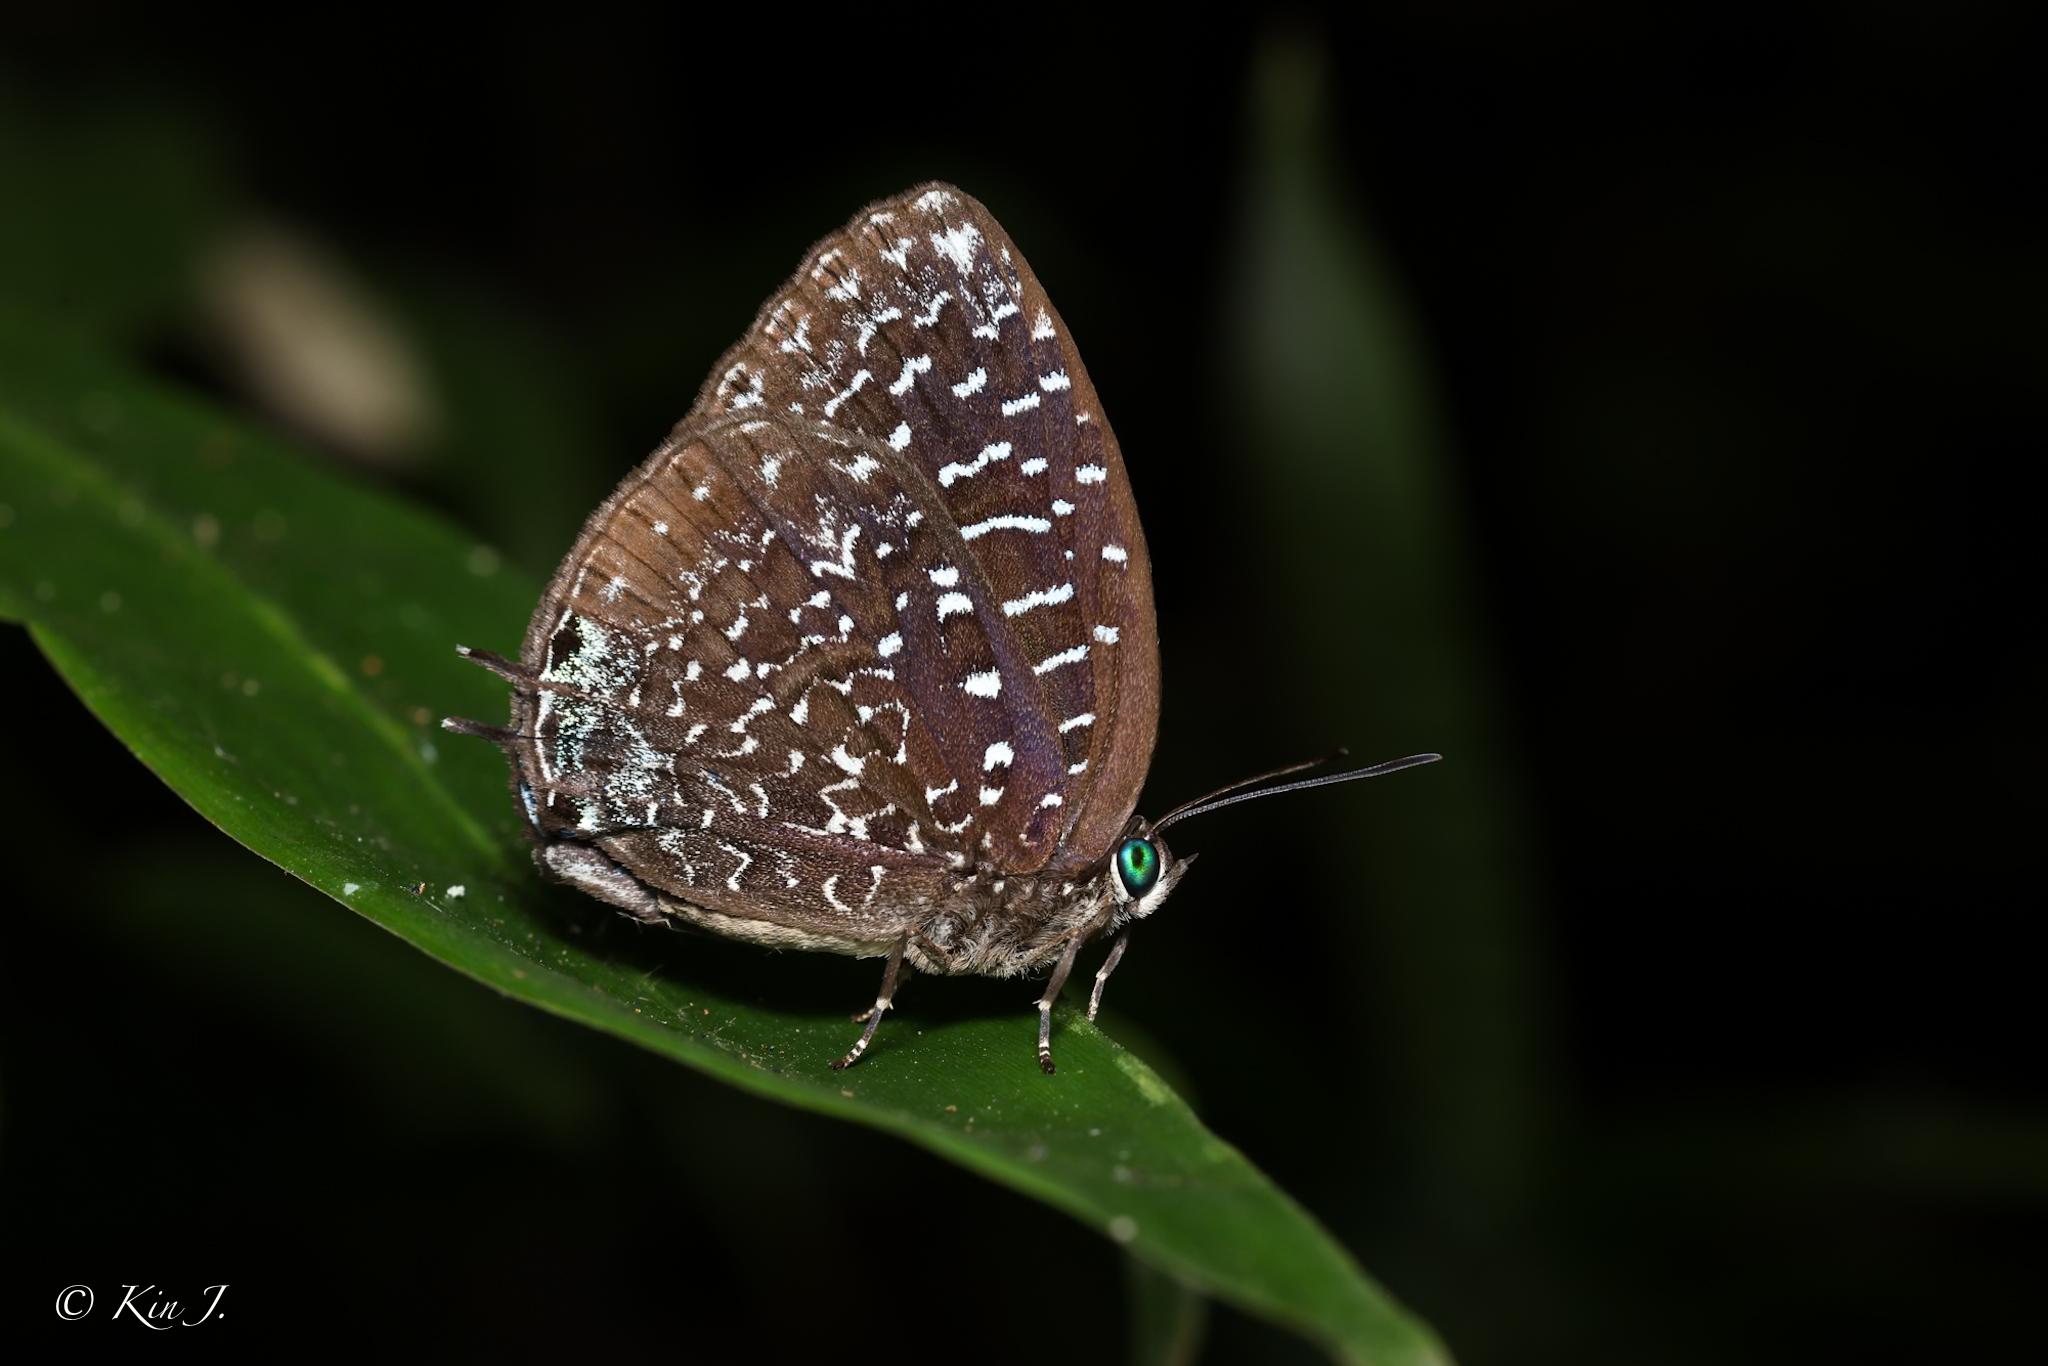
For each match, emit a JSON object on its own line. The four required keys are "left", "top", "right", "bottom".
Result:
{"left": 196, "top": 221, "right": 439, "bottom": 465}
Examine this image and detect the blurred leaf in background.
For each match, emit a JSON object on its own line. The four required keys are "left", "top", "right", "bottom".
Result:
{"left": 1223, "top": 34, "right": 1546, "bottom": 1348}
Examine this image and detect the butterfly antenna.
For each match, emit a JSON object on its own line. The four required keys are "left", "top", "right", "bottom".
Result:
{"left": 1153, "top": 753, "right": 1442, "bottom": 832}
{"left": 1152, "top": 749, "right": 1351, "bottom": 827}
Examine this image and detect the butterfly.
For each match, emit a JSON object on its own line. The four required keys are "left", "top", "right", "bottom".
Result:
{"left": 446, "top": 184, "right": 1436, "bottom": 1072}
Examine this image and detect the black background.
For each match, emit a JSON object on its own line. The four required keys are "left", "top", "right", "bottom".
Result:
{"left": 1, "top": 7, "right": 2038, "bottom": 1362}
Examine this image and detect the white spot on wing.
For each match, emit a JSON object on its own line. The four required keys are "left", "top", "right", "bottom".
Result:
{"left": 930, "top": 221, "right": 982, "bottom": 272}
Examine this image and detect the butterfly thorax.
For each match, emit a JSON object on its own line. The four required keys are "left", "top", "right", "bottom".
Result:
{"left": 905, "top": 866, "right": 1116, "bottom": 977}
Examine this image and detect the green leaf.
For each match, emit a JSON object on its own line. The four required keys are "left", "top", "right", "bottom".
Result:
{"left": 0, "top": 317, "right": 1449, "bottom": 1366}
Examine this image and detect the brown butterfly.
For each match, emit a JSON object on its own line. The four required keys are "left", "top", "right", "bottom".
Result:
{"left": 447, "top": 184, "right": 1436, "bottom": 1071}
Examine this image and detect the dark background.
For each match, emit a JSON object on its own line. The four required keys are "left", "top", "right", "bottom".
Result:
{"left": 1, "top": 8, "right": 2037, "bottom": 1362}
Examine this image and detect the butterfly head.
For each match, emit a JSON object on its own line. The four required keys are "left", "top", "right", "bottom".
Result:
{"left": 1106, "top": 821, "right": 1192, "bottom": 920}
{"left": 1105, "top": 752, "right": 1445, "bottom": 922}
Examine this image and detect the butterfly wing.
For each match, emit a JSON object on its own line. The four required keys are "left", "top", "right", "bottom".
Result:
{"left": 510, "top": 416, "right": 967, "bottom": 942}
{"left": 692, "top": 183, "right": 1160, "bottom": 874}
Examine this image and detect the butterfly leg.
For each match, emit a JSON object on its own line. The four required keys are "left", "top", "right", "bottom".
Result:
{"left": 832, "top": 934, "right": 908, "bottom": 1071}
{"left": 1035, "top": 936, "right": 1088, "bottom": 1075}
{"left": 851, "top": 963, "right": 914, "bottom": 1022}
{"left": 1087, "top": 934, "right": 1130, "bottom": 1023}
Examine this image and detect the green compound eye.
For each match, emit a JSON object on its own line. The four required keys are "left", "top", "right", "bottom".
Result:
{"left": 1115, "top": 838, "right": 1160, "bottom": 898}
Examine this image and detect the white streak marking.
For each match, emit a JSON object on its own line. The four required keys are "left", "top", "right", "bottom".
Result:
{"left": 937, "top": 440, "right": 1011, "bottom": 487}
{"left": 823, "top": 369, "right": 871, "bottom": 417}
{"left": 1034, "top": 645, "right": 1089, "bottom": 675}
{"left": 890, "top": 355, "right": 931, "bottom": 395}
{"left": 1002, "top": 582, "right": 1075, "bottom": 617}
{"left": 809, "top": 524, "right": 860, "bottom": 579}
{"left": 952, "top": 368, "right": 987, "bottom": 398}
{"left": 963, "top": 670, "right": 1001, "bottom": 698}
{"left": 720, "top": 843, "right": 753, "bottom": 891}
{"left": 962, "top": 513, "right": 1052, "bottom": 540}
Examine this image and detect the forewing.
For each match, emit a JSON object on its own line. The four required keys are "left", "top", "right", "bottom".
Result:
{"left": 694, "top": 183, "right": 1160, "bottom": 872}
